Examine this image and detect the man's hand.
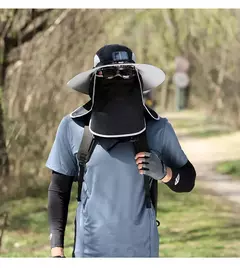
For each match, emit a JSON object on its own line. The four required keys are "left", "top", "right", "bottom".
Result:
{"left": 135, "top": 151, "right": 172, "bottom": 182}
{"left": 51, "top": 247, "right": 65, "bottom": 257}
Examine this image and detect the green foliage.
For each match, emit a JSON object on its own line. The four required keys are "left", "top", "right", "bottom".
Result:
{"left": 216, "top": 160, "right": 240, "bottom": 179}
{"left": 104, "top": 9, "right": 240, "bottom": 124}
{"left": 105, "top": 9, "right": 238, "bottom": 67}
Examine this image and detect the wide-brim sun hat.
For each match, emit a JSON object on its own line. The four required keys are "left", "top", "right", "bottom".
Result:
{"left": 67, "top": 44, "right": 166, "bottom": 94}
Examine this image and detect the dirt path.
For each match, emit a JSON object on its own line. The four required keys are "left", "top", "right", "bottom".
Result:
{"left": 163, "top": 111, "right": 240, "bottom": 206}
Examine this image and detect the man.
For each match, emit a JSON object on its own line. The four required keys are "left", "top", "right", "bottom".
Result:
{"left": 46, "top": 44, "right": 196, "bottom": 258}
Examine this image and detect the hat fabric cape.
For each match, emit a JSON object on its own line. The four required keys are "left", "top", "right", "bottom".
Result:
{"left": 67, "top": 44, "right": 166, "bottom": 138}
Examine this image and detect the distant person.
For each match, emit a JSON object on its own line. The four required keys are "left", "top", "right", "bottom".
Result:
{"left": 46, "top": 44, "right": 196, "bottom": 258}
{"left": 173, "top": 58, "right": 190, "bottom": 112}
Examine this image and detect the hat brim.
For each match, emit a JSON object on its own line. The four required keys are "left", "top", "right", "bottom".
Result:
{"left": 67, "top": 63, "right": 165, "bottom": 94}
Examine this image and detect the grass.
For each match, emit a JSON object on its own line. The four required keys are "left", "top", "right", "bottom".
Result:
{"left": 167, "top": 111, "right": 233, "bottom": 139}
{"left": 158, "top": 184, "right": 240, "bottom": 257}
{"left": 216, "top": 160, "right": 240, "bottom": 180}
{"left": 0, "top": 181, "right": 239, "bottom": 258}
{"left": 188, "top": 129, "right": 231, "bottom": 138}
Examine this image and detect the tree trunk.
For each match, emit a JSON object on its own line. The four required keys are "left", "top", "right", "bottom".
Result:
{"left": 0, "top": 38, "right": 9, "bottom": 182}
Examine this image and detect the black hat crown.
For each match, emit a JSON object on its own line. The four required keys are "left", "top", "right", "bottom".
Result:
{"left": 94, "top": 44, "right": 136, "bottom": 67}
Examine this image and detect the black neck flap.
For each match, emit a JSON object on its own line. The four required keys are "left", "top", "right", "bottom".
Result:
{"left": 70, "top": 100, "right": 159, "bottom": 126}
{"left": 70, "top": 75, "right": 159, "bottom": 138}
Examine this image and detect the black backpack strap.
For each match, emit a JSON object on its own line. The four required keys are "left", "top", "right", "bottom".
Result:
{"left": 150, "top": 179, "right": 158, "bottom": 214}
{"left": 133, "top": 132, "right": 152, "bottom": 209}
{"left": 133, "top": 131, "right": 159, "bottom": 215}
{"left": 76, "top": 125, "right": 97, "bottom": 202}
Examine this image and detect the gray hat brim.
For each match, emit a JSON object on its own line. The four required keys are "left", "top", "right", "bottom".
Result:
{"left": 67, "top": 63, "right": 165, "bottom": 94}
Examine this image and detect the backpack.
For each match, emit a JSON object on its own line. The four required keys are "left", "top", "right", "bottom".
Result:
{"left": 76, "top": 125, "right": 160, "bottom": 225}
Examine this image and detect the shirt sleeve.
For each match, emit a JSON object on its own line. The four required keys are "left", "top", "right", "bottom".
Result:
{"left": 46, "top": 116, "right": 78, "bottom": 176}
{"left": 161, "top": 119, "right": 188, "bottom": 168}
